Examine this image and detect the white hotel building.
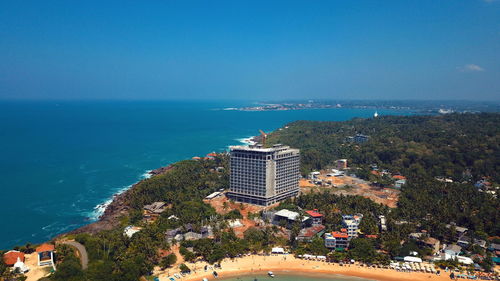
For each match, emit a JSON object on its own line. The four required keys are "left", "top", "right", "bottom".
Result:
{"left": 227, "top": 144, "right": 300, "bottom": 206}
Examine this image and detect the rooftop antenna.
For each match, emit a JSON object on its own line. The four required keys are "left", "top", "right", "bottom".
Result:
{"left": 259, "top": 129, "right": 268, "bottom": 147}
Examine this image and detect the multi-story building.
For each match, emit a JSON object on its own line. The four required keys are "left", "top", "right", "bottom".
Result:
{"left": 379, "top": 215, "right": 387, "bottom": 232}
{"left": 354, "top": 134, "right": 369, "bottom": 143}
{"left": 336, "top": 159, "right": 348, "bottom": 170}
{"left": 305, "top": 209, "right": 324, "bottom": 225}
{"left": 324, "top": 229, "right": 349, "bottom": 249}
{"left": 342, "top": 214, "right": 363, "bottom": 238}
{"left": 228, "top": 144, "right": 300, "bottom": 206}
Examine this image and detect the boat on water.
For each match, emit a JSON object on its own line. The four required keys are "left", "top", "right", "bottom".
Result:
{"left": 268, "top": 271, "right": 275, "bottom": 278}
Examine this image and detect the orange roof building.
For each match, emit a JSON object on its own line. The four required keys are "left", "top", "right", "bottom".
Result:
{"left": 305, "top": 209, "right": 323, "bottom": 218}
{"left": 3, "top": 250, "right": 25, "bottom": 266}
{"left": 392, "top": 175, "right": 406, "bottom": 180}
{"left": 36, "top": 243, "right": 55, "bottom": 267}
{"left": 332, "top": 231, "right": 349, "bottom": 239}
{"left": 305, "top": 209, "right": 324, "bottom": 225}
{"left": 325, "top": 229, "right": 349, "bottom": 249}
{"left": 36, "top": 243, "right": 55, "bottom": 252}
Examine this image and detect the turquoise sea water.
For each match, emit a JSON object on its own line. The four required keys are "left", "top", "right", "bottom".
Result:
{"left": 220, "top": 272, "right": 375, "bottom": 281}
{"left": 0, "top": 100, "right": 414, "bottom": 250}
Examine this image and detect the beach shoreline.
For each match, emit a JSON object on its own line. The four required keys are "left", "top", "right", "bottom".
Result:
{"left": 155, "top": 254, "right": 451, "bottom": 281}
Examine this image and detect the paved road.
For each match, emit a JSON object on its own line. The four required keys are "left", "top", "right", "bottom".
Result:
{"left": 62, "top": 241, "right": 88, "bottom": 270}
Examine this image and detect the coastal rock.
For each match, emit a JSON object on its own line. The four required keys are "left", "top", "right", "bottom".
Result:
{"left": 66, "top": 165, "right": 174, "bottom": 235}
{"left": 149, "top": 165, "right": 174, "bottom": 176}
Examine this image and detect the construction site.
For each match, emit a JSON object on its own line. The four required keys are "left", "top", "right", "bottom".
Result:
{"left": 300, "top": 169, "right": 400, "bottom": 208}
{"left": 203, "top": 194, "right": 287, "bottom": 239}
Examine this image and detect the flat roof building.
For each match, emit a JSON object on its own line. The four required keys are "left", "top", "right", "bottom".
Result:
{"left": 342, "top": 214, "right": 363, "bottom": 238}
{"left": 305, "top": 209, "right": 324, "bottom": 225}
{"left": 228, "top": 144, "right": 300, "bottom": 206}
{"left": 325, "top": 229, "right": 350, "bottom": 249}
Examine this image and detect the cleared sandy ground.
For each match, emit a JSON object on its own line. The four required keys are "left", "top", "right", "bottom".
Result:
{"left": 24, "top": 253, "right": 51, "bottom": 281}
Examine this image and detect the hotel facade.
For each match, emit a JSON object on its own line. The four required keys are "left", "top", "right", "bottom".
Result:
{"left": 227, "top": 144, "right": 300, "bottom": 206}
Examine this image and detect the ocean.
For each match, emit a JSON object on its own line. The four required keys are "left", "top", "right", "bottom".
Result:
{"left": 0, "top": 100, "right": 413, "bottom": 250}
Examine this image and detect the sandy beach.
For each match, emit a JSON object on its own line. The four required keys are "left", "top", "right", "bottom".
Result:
{"left": 154, "top": 254, "right": 452, "bottom": 281}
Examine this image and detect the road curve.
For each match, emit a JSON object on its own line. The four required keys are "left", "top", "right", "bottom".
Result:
{"left": 62, "top": 241, "right": 89, "bottom": 270}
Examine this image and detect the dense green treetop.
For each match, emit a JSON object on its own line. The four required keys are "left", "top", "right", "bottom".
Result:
{"left": 268, "top": 113, "right": 500, "bottom": 236}
{"left": 267, "top": 113, "right": 500, "bottom": 182}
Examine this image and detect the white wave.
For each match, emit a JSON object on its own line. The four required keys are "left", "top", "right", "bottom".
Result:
{"left": 141, "top": 170, "right": 152, "bottom": 179}
{"left": 88, "top": 169, "right": 152, "bottom": 221}
{"left": 236, "top": 136, "right": 257, "bottom": 146}
{"left": 41, "top": 222, "right": 57, "bottom": 231}
{"left": 89, "top": 198, "right": 112, "bottom": 221}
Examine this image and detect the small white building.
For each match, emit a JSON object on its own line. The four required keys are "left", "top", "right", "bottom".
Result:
{"left": 404, "top": 256, "right": 422, "bottom": 263}
{"left": 395, "top": 179, "right": 406, "bottom": 188}
{"left": 309, "top": 171, "right": 320, "bottom": 179}
{"left": 205, "top": 192, "right": 222, "bottom": 200}
{"left": 36, "top": 244, "right": 55, "bottom": 267}
{"left": 433, "top": 253, "right": 473, "bottom": 265}
{"left": 124, "top": 226, "right": 142, "bottom": 238}
{"left": 13, "top": 257, "right": 29, "bottom": 273}
{"left": 271, "top": 247, "right": 285, "bottom": 254}
{"left": 456, "top": 256, "right": 474, "bottom": 265}
{"left": 229, "top": 219, "right": 244, "bottom": 228}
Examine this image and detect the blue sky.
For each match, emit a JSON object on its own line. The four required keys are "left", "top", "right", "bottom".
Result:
{"left": 1, "top": 0, "right": 499, "bottom": 101}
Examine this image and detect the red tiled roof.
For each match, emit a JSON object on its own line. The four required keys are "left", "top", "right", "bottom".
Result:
{"left": 306, "top": 209, "right": 323, "bottom": 218}
{"left": 36, "top": 243, "right": 55, "bottom": 252}
{"left": 393, "top": 175, "right": 406, "bottom": 180}
{"left": 371, "top": 171, "right": 380, "bottom": 176}
{"left": 332, "top": 231, "right": 349, "bottom": 239}
{"left": 207, "top": 152, "right": 217, "bottom": 157}
{"left": 3, "top": 251, "right": 25, "bottom": 266}
{"left": 366, "top": 235, "right": 378, "bottom": 239}
{"left": 299, "top": 225, "right": 326, "bottom": 237}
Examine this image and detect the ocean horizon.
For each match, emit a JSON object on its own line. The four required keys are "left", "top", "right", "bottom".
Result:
{"left": 0, "top": 100, "right": 414, "bottom": 250}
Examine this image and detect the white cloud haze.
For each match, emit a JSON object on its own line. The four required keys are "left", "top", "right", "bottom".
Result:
{"left": 458, "top": 64, "right": 485, "bottom": 72}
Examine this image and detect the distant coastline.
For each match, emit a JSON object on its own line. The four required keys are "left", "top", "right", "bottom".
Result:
{"left": 221, "top": 100, "right": 500, "bottom": 114}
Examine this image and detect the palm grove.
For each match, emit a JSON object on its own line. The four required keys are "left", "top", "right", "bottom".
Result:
{"left": 2, "top": 113, "right": 498, "bottom": 281}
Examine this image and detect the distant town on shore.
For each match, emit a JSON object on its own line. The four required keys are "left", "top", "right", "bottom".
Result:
{"left": 223, "top": 100, "right": 500, "bottom": 114}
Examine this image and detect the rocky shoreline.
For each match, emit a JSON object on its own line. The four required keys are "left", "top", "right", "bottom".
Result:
{"left": 63, "top": 135, "right": 254, "bottom": 237}
{"left": 66, "top": 165, "right": 174, "bottom": 235}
